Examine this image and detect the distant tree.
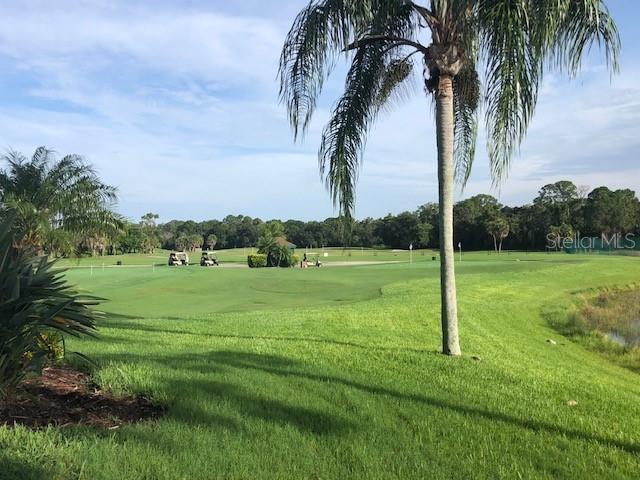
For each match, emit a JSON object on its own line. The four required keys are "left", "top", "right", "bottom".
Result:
{"left": 534, "top": 181, "right": 583, "bottom": 229}
{"left": 377, "top": 211, "right": 431, "bottom": 249}
{"left": 140, "top": 212, "right": 159, "bottom": 230}
{"left": 140, "top": 233, "right": 160, "bottom": 254}
{"left": 417, "top": 203, "right": 439, "bottom": 248}
{"left": 174, "top": 234, "right": 189, "bottom": 252}
{"left": 205, "top": 234, "right": 218, "bottom": 250}
{"left": 80, "top": 234, "right": 108, "bottom": 256}
{"left": 585, "top": 187, "right": 639, "bottom": 235}
{"left": 547, "top": 223, "right": 574, "bottom": 251}
{"left": 139, "top": 212, "right": 160, "bottom": 253}
{"left": 44, "top": 229, "right": 76, "bottom": 258}
{"left": 117, "top": 223, "right": 144, "bottom": 254}
{"left": 188, "top": 234, "right": 203, "bottom": 251}
{"left": 486, "top": 216, "right": 510, "bottom": 253}
{"left": 454, "top": 195, "right": 501, "bottom": 250}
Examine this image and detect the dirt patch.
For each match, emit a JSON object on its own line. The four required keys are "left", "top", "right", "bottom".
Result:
{"left": 0, "top": 365, "right": 164, "bottom": 429}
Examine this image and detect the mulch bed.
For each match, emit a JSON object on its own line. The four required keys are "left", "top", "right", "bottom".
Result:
{"left": 0, "top": 365, "right": 164, "bottom": 429}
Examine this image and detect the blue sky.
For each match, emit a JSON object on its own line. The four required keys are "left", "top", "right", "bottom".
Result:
{"left": 0, "top": 0, "right": 638, "bottom": 222}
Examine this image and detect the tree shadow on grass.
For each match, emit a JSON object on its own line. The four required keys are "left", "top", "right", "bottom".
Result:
{"left": 151, "top": 349, "right": 640, "bottom": 455}
{"left": 81, "top": 349, "right": 353, "bottom": 436}
{"left": 68, "top": 348, "right": 640, "bottom": 456}
{"left": 103, "top": 317, "right": 437, "bottom": 355}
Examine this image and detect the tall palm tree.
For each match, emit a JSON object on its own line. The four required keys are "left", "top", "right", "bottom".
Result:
{"left": 279, "top": 0, "right": 619, "bottom": 355}
{"left": 0, "top": 147, "right": 122, "bottom": 253}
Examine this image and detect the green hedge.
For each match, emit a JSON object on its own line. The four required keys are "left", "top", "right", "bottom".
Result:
{"left": 247, "top": 254, "right": 267, "bottom": 268}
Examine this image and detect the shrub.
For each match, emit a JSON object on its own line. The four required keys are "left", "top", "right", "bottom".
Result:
{"left": 258, "top": 244, "right": 291, "bottom": 268}
{"left": 274, "top": 246, "right": 295, "bottom": 268}
{"left": 247, "top": 254, "right": 267, "bottom": 268}
{"left": 0, "top": 216, "right": 100, "bottom": 398}
{"left": 291, "top": 254, "right": 300, "bottom": 267}
{"left": 37, "top": 332, "right": 65, "bottom": 361}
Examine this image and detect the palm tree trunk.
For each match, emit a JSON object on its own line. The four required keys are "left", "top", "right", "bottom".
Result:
{"left": 436, "top": 74, "right": 461, "bottom": 356}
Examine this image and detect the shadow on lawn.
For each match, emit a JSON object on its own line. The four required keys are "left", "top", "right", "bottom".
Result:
{"left": 84, "top": 347, "right": 640, "bottom": 455}
{"left": 104, "top": 317, "right": 436, "bottom": 355}
{"left": 109, "top": 349, "right": 640, "bottom": 455}
{"left": 91, "top": 349, "right": 353, "bottom": 436}
{"left": 0, "top": 456, "right": 50, "bottom": 480}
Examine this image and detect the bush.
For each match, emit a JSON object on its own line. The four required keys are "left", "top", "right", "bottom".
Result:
{"left": 0, "top": 216, "right": 100, "bottom": 398}
{"left": 291, "top": 254, "right": 300, "bottom": 267}
{"left": 247, "top": 254, "right": 267, "bottom": 268}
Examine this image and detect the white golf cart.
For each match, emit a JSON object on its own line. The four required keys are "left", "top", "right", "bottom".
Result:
{"left": 200, "top": 251, "right": 219, "bottom": 267}
{"left": 168, "top": 251, "right": 189, "bottom": 266}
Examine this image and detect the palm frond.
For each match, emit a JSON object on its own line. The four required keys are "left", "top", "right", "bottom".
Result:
{"left": 479, "top": 0, "right": 540, "bottom": 184}
{"left": 376, "top": 56, "right": 416, "bottom": 111}
{"left": 453, "top": 63, "right": 480, "bottom": 186}
{"left": 320, "top": 43, "right": 387, "bottom": 221}
{"left": 279, "top": 0, "right": 360, "bottom": 139}
{"left": 318, "top": 2, "right": 418, "bottom": 221}
{"left": 553, "top": 0, "right": 620, "bottom": 75}
{"left": 279, "top": 0, "right": 419, "bottom": 139}
{"left": 529, "top": 0, "right": 620, "bottom": 75}
{"left": 478, "top": 0, "right": 620, "bottom": 183}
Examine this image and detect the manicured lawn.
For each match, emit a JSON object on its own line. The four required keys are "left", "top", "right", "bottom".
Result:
{"left": 55, "top": 246, "right": 532, "bottom": 267}
{"left": 2, "top": 253, "right": 639, "bottom": 479}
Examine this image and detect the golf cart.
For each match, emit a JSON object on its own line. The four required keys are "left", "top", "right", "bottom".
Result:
{"left": 168, "top": 251, "right": 189, "bottom": 266}
{"left": 200, "top": 251, "right": 219, "bottom": 267}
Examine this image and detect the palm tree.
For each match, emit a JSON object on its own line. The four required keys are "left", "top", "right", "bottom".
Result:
{"left": 487, "top": 216, "right": 509, "bottom": 253}
{"left": 279, "top": 0, "right": 619, "bottom": 355}
{"left": 0, "top": 147, "right": 122, "bottom": 253}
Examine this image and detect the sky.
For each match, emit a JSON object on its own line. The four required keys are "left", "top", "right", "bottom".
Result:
{"left": 0, "top": 0, "right": 638, "bottom": 222}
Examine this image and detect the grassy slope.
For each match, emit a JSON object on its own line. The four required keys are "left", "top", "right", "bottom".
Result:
{"left": 1, "top": 254, "right": 639, "bottom": 479}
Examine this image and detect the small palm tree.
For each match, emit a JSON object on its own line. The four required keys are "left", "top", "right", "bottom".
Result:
{"left": 487, "top": 216, "right": 510, "bottom": 253}
{"left": 279, "top": 0, "right": 619, "bottom": 355}
{"left": 0, "top": 147, "right": 122, "bottom": 253}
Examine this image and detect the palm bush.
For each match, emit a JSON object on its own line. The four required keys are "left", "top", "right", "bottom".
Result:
{"left": 0, "top": 216, "right": 100, "bottom": 398}
{"left": 0, "top": 147, "right": 122, "bottom": 254}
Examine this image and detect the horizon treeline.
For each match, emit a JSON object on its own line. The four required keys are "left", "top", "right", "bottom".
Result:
{"left": 108, "top": 180, "right": 640, "bottom": 255}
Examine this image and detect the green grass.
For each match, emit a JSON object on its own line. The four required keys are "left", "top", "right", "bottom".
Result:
{"left": 56, "top": 246, "right": 561, "bottom": 268}
{"left": 2, "top": 253, "right": 640, "bottom": 479}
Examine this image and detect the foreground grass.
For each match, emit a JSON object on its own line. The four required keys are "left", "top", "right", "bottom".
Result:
{"left": 2, "top": 254, "right": 639, "bottom": 479}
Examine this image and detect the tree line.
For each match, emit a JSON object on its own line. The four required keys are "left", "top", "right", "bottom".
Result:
{"left": 3, "top": 150, "right": 633, "bottom": 256}
{"left": 115, "top": 180, "right": 639, "bottom": 254}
